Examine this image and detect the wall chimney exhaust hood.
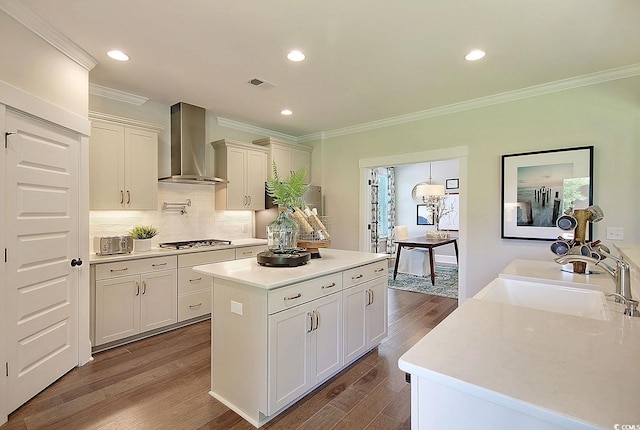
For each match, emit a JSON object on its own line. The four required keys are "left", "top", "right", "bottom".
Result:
{"left": 159, "top": 102, "right": 225, "bottom": 185}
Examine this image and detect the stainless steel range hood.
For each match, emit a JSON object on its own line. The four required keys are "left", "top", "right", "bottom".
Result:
{"left": 159, "top": 102, "right": 225, "bottom": 184}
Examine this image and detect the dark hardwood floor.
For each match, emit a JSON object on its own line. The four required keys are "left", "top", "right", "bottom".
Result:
{"left": 1, "top": 289, "right": 457, "bottom": 430}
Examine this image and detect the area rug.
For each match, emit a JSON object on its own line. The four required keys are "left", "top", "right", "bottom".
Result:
{"left": 387, "top": 266, "right": 458, "bottom": 299}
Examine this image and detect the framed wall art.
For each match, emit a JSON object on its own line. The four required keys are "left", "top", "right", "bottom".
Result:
{"left": 416, "top": 204, "right": 434, "bottom": 225}
{"left": 501, "top": 146, "right": 593, "bottom": 241}
{"left": 445, "top": 178, "right": 459, "bottom": 190}
{"left": 438, "top": 193, "right": 460, "bottom": 231}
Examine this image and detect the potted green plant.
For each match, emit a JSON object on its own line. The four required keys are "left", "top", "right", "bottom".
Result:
{"left": 265, "top": 163, "right": 309, "bottom": 253}
{"left": 128, "top": 224, "right": 159, "bottom": 252}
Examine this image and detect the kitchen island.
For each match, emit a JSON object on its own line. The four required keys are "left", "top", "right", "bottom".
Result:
{"left": 193, "top": 248, "right": 389, "bottom": 428}
{"left": 399, "top": 258, "right": 640, "bottom": 429}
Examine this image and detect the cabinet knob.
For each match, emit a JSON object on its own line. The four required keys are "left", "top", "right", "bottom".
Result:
{"left": 70, "top": 258, "right": 83, "bottom": 267}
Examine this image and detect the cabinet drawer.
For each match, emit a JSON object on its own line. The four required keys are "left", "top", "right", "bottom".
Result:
{"left": 178, "top": 267, "right": 213, "bottom": 294}
{"left": 268, "top": 273, "right": 342, "bottom": 315}
{"left": 235, "top": 245, "right": 267, "bottom": 260}
{"left": 178, "top": 290, "right": 212, "bottom": 322}
{"left": 342, "top": 260, "right": 387, "bottom": 289}
{"left": 178, "top": 249, "right": 235, "bottom": 268}
{"left": 95, "top": 255, "right": 177, "bottom": 280}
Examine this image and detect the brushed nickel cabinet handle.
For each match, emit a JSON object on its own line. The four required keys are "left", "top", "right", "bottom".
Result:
{"left": 189, "top": 303, "right": 202, "bottom": 309}
{"left": 321, "top": 282, "right": 336, "bottom": 290}
{"left": 126, "top": 190, "right": 131, "bottom": 204}
{"left": 352, "top": 274, "right": 363, "bottom": 280}
{"left": 284, "top": 293, "right": 302, "bottom": 301}
{"left": 189, "top": 277, "right": 202, "bottom": 283}
{"left": 120, "top": 190, "right": 124, "bottom": 204}
{"left": 135, "top": 282, "right": 140, "bottom": 296}
{"left": 152, "top": 263, "right": 167, "bottom": 267}
{"left": 312, "top": 310, "right": 319, "bottom": 331}
{"left": 142, "top": 281, "right": 147, "bottom": 295}
{"left": 110, "top": 267, "right": 128, "bottom": 273}
{"left": 307, "top": 312, "right": 314, "bottom": 333}
{"left": 374, "top": 268, "right": 385, "bottom": 273}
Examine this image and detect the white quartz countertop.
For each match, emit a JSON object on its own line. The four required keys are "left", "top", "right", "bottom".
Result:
{"left": 193, "top": 248, "right": 388, "bottom": 290}
{"left": 89, "top": 238, "right": 267, "bottom": 264}
{"left": 399, "top": 258, "right": 640, "bottom": 429}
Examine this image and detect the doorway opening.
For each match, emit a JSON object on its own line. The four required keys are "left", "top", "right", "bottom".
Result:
{"left": 358, "top": 146, "right": 468, "bottom": 301}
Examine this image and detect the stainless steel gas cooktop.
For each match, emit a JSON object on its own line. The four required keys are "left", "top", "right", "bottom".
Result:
{"left": 158, "top": 239, "right": 232, "bottom": 250}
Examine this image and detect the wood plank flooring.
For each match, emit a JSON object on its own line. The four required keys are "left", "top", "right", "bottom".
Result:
{"left": 1, "top": 289, "right": 457, "bottom": 430}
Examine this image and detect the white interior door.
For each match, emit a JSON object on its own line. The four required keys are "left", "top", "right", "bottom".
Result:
{"left": 4, "top": 108, "right": 79, "bottom": 413}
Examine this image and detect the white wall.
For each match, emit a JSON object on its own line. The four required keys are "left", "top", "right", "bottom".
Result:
{"left": 312, "top": 76, "right": 640, "bottom": 300}
{"left": 0, "top": 11, "right": 89, "bottom": 117}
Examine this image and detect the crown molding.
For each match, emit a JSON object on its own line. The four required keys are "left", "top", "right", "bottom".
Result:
{"left": 89, "top": 111, "right": 164, "bottom": 132}
{"left": 89, "top": 84, "right": 149, "bottom": 106}
{"left": 216, "top": 117, "right": 298, "bottom": 142}
{"left": 0, "top": 0, "right": 97, "bottom": 70}
{"left": 299, "top": 63, "right": 640, "bottom": 141}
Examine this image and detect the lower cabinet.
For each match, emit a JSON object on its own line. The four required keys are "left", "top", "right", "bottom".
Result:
{"left": 177, "top": 249, "right": 235, "bottom": 322}
{"left": 343, "top": 277, "right": 388, "bottom": 365}
{"left": 268, "top": 292, "right": 342, "bottom": 414}
{"left": 94, "top": 258, "right": 177, "bottom": 346}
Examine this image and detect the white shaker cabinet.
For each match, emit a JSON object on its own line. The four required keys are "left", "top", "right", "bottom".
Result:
{"left": 212, "top": 139, "right": 268, "bottom": 210}
{"left": 89, "top": 113, "right": 162, "bottom": 210}
{"left": 93, "top": 256, "right": 177, "bottom": 346}
{"left": 253, "top": 137, "right": 311, "bottom": 184}
{"left": 268, "top": 290, "right": 342, "bottom": 414}
{"left": 342, "top": 260, "right": 388, "bottom": 365}
{"left": 177, "top": 249, "right": 235, "bottom": 322}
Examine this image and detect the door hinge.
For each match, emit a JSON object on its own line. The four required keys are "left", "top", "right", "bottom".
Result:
{"left": 5, "top": 362, "right": 8, "bottom": 377}
{"left": 5, "top": 132, "right": 15, "bottom": 149}
{"left": 4, "top": 248, "right": 6, "bottom": 263}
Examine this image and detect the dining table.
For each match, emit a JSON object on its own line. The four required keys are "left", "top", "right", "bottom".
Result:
{"left": 393, "top": 236, "right": 459, "bottom": 285}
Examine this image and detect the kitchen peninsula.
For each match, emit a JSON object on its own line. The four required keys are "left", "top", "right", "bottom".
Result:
{"left": 193, "top": 248, "right": 389, "bottom": 428}
{"left": 399, "top": 257, "right": 640, "bottom": 429}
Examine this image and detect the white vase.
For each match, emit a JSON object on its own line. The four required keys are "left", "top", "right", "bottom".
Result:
{"left": 134, "top": 238, "right": 152, "bottom": 252}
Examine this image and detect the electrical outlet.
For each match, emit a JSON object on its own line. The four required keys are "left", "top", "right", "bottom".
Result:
{"left": 230, "top": 300, "right": 243, "bottom": 316}
{"left": 606, "top": 227, "right": 624, "bottom": 241}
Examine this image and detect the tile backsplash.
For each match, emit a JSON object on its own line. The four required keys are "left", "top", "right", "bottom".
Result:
{"left": 89, "top": 183, "right": 254, "bottom": 252}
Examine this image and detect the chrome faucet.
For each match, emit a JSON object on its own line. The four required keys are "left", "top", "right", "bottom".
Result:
{"left": 554, "top": 250, "right": 639, "bottom": 317}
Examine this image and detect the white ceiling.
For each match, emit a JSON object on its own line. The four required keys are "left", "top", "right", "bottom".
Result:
{"left": 19, "top": 0, "right": 640, "bottom": 138}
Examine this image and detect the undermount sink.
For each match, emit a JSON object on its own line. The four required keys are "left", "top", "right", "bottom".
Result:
{"left": 475, "top": 278, "right": 609, "bottom": 320}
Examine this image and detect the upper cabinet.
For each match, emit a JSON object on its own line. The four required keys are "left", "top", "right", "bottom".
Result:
{"left": 212, "top": 139, "right": 268, "bottom": 210}
{"left": 253, "top": 137, "right": 312, "bottom": 184}
{"left": 89, "top": 113, "right": 163, "bottom": 210}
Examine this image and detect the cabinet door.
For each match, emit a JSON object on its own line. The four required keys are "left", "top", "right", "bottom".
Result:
{"left": 226, "top": 146, "right": 247, "bottom": 209}
{"left": 271, "top": 145, "right": 292, "bottom": 175}
{"left": 140, "top": 270, "right": 177, "bottom": 332}
{"left": 95, "top": 275, "right": 140, "bottom": 345}
{"left": 89, "top": 122, "right": 125, "bottom": 209}
{"left": 291, "top": 148, "right": 311, "bottom": 183}
{"left": 246, "top": 149, "right": 267, "bottom": 210}
{"left": 124, "top": 128, "right": 158, "bottom": 210}
{"left": 312, "top": 293, "right": 342, "bottom": 384}
{"left": 268, "top": 304, "right": 312, "bottom": 414}
{"left": 342, "top": 283, "right": 368, "bottom": 365}
{"left": 367, "top": 278, "right": 388, "bottom": 347}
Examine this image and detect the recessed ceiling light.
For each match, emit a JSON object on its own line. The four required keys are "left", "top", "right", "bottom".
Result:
{"left": 281, "top": 109, "right": 293, "bottom": 116}
{"left": 287, "top": 50, "right": 305, "bottom": 62}
{"left": 465, "top": 50, "right": 486, "bottom": 61}
{"left": 107, "top": 50, "right": 130, "bottom": 61}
